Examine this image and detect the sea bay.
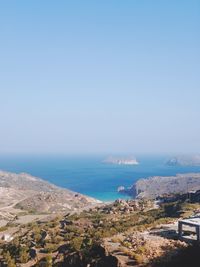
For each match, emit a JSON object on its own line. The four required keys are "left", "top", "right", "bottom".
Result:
{"left": 0, "top": 155, "right": 200, "bottom": 201}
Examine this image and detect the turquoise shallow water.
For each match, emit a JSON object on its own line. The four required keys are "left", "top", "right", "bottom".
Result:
{"left": 0, "top": 155, "right": 200, "bottom": 201}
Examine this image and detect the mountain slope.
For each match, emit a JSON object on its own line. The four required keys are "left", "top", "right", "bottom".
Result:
{"left": 0, "top": 170, "right": 101, "bottom": 215}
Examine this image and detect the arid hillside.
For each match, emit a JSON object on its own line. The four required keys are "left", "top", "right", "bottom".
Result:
{"left": 0, "top": 170, "right": 101, "bottom": 222}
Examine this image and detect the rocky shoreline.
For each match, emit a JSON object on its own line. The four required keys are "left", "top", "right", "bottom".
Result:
{"left": 119, "top": 173, "right": 200, "bottom": 199}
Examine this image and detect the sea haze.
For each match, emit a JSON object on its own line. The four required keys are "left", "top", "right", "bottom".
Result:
{"left": 1, "top": 155, "right": 200, "bottom": 201}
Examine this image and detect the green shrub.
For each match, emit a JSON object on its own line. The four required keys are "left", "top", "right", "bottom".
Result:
{"left": 19, "top": 246, "right": 29, "bottom": 263}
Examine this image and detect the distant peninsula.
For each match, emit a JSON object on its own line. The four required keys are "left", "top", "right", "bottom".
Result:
{"left": 166, "top": 155, "right": 200, "bottom": 166}
{"left": 103, "top": 156, "right": 139, "bottom": 165}
{"left": 119, "top": 173, "right": 200, "bottom": 199}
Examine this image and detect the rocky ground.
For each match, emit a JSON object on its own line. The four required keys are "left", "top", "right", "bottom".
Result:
{"left": 104, "top": 227, "right": 187, "bottom": 266}
{"left": 1, "top": 171, "right": 200, "bottom": 267}
{"left": 1, "top": 197, "right": 200, "bottom": 267}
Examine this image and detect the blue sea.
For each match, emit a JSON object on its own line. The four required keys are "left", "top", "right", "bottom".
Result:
{"left": 0, "top": 155, "right": 200, "bottom": 202}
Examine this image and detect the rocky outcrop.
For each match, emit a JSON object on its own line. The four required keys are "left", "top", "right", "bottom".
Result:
{"left": 92, "top": 255, "right": 121, "bottom": 267}
{"left": 62, "top": 246, "right": 121, "bottom": 267}
{"left": 63, "top": 252, "right": 86, "bottom": 267}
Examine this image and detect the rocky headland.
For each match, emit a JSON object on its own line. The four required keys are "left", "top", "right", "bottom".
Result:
{"left": 119, "top": 173, "right": 200, "bottom": 199}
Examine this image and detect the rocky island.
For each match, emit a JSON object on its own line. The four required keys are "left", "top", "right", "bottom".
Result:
{"left": 166, "top": 155, "right": 200, "bottom": 166}
{"left": 103, "top": 156, "right": 139, "bottom": 165}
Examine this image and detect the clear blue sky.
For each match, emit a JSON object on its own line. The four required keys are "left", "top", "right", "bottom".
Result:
{"left": 0, "top": 1, "right": 200, "bottom": 155}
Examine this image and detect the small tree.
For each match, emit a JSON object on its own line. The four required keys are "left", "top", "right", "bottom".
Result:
{"left": 69, "top": 237, "right": 83, "bottom": 251}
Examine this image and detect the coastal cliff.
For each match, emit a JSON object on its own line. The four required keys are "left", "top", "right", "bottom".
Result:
{"left": 120, "top": 173, "right": 200, "bottom": 199}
